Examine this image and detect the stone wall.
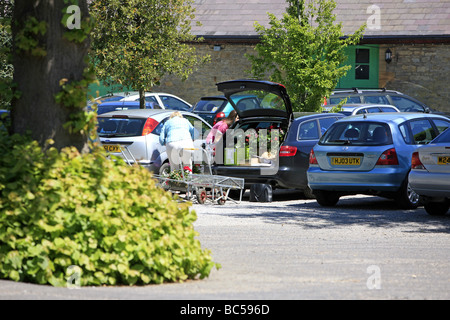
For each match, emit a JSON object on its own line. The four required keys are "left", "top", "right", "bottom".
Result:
{"left": 153, "top": 43, "right": 256, "bottom": 105}
{"left": 155, "top": 42, "right": 450, "bottom": 113}
{"left": 380, "top": 43, "right": 450, "bottom": 113}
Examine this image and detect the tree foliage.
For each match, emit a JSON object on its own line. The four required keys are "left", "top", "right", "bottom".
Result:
{"left": 0, "top": 0, "right": 14, "bottom": 110}
{"left": 246, "top": 0, "right": 365, "bottom": 112}
{"left": 90, "top": 0, "right": 209, "bottom": 108}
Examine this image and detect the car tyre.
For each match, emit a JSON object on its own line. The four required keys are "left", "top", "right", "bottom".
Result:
{"left": 424, "top": 202, "right": 449, "bottom": 216}
{"left": 159, "top": 162, "right": 171, "bottom": 176}
{"left": 313, "top": 190, "right": 339, "bottom": 207}
{"left": 396, "top": 177, "right": 420, "bottom": 209}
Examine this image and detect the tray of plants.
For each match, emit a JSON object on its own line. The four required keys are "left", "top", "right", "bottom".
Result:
{"left": 153, "top": 147, "right": 245, "bottom": 205}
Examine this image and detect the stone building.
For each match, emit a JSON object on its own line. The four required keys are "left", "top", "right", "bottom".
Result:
{"left": 100, "top": 0, "right": 450, "bottom": 112}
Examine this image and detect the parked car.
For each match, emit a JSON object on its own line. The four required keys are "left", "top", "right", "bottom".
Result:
{"left": 120, "top": 92, "right": 192, "bottom": 111}
{"left": 190, "top": 95, "right": 256, "bottom": 126}
{"left": 209, "top": 80, "right": 344, "bottom": 196}
{"left": 323, "top": 103, "right": 400, "bottom": 116}
{"left": 307, "top": 113, "right": 450, "bottom": 208}
{"left": 326, "top": 88, "right": 445, "bottom": 115}
{"left": 92, "top": 101, "right": 162, "bottom": 115}
{"left": 97, "top": 109, "right": 211, "bottom": 174}
{"left": 409, "top": 128, "right": 450, "bottom": 215}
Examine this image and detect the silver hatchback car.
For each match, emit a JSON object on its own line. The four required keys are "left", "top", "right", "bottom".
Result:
{"left": 97, "top": 109, "right": 212, "bottom": 174}
{"left": 409, "top": 128, "right": 450, "bottom": 215}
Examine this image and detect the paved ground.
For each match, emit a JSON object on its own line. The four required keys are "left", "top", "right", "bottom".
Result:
{"left": 1, "top": 191, "right": 449, "bottom": 301}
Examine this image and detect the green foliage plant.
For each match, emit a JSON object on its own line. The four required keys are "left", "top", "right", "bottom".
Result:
{"left": 0, "top": 132, "right": 219, "bottom": 286}
{"left": 246, "top": 0, "right": 365, "bottom": 112}
{"left": 90, "top": 0, "right": 210, "bottom": 108}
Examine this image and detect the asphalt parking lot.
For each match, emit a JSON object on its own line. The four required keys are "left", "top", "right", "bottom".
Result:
{"left": 1, "top": 190, "right": 449, "bottom": 301}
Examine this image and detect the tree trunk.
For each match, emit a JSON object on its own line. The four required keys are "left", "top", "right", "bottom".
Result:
{"left": 11, "top": 0, "right": 90, "bottom": 153}
{"left": 139, "top": 88, "right": 145, "bottom": 109}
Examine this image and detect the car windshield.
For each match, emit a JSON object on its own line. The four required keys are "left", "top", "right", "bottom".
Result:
{"left": 431, "top": 127, "right": 450, "bottom": 143}
{"left": 193, "top": 99, "right": 226, "bottom": 113}
{"left": 230, "top": 91, "right": 285, "bottom": 114}
{"left": 320, "top": 121, "right": 393, "bottom": 146}
{"left": 97, "top": 117, "right": 146, "bottom": 137}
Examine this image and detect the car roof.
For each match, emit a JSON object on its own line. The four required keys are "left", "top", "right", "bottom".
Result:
{"left": 336, "top": 112, "right": 450, "bottom": 125}
{"left": 331, "top": 88, "right": 403, "bottom": 95}
{"left": 97, "top": 109, "right": 205, "bottom": 120}
{"left": 293, "top": 112, "right": 344, "bottom": 120}
{"left": 98, "top": 101, "right": 156, "bottom": 106}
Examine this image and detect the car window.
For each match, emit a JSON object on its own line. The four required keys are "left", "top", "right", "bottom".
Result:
{"left": 193, "top": 100, "right": 225, "bottom": 113}
{"left": 367, "top": 107, "right": 381, "bottom": 113}
{"left": 355, "top": 109, "right": 367, "bottom": 115}
{"left": 144, "top": 96, "right": 158, "bottom": 103}
{"left": 320, "top": 121, "right": 392, "bottom": 146}
{"left": 432, "top": 127, "right": 450, "bottom": 143}
{"left": 329, "top": 96, "right": 361, "bottom": 104}
{"left": 380, "top": 106, "right": 398, "bottom": 112}
{"left": 363, "top": 95, "right": 390, "bottom": 104}
{"left": 184, "top": 115, "right": 210, "bottom": 138}
{"left": 399, "top": 123, "right": 413, "bottom": 144}
{"left": 319, "top": 117, "right": 340, "bottom": 135}
{"left": 409, "top": 119, "right": 437, "bottom": 144}
{"left": 160, "top": 95, "right": 191, "bottom": 111}
{"left": 97, "top": 117, "right": 146, "bottom": 137}
{"left": 432, "top": 119, "right": 450, "bottom": 134}
{"left": 390, "top": 96, "right": 425, "bottom": 112}
{"left": 298, "top": 120, "right": 319, "bottom": 140}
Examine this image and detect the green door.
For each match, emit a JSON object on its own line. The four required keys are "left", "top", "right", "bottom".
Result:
{"left": 337, "top": 45, "right": 379, "bottom": 89}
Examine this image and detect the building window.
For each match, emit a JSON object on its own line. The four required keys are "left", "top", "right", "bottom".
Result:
{"left": 355, "top": 49, "right": 370, "bottom": 80}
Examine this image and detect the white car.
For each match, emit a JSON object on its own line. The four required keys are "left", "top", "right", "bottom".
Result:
{"left": 120, "top": 92, "right": 192, "bottom": 111}
{"left": 97, "top": 109, "right": 211, "bottom": 174}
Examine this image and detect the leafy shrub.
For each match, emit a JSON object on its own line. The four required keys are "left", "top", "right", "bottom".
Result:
{"left": 0, "top": 132, "right": 219, "bottom": 286}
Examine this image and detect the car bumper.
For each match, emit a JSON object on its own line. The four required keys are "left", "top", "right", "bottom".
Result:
{"left": 307, "top": 166, "right": 406, "bottom": 192}
{"left": 213, "top": 164, "right": 307, "bottom": 189}
{"left": 409, "top": 170, "right": 450, "bottom": 198}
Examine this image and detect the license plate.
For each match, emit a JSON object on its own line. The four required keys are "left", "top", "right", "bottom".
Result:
{"left": 438, "top": 156, "right": 450, "bottom": 165}
{"left": 331, "top": 157, "right": 361, "bottom": 166}
{"left": 103, "top": 145, "right": 122, "bottom": 153}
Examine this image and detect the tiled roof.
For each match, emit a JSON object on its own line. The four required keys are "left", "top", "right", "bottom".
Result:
{"left": 191, "top": 0, "right": 450, "bottom": 38}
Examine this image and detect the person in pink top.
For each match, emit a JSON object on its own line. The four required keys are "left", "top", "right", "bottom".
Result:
{"left": 206, "top": 110, "right": 238, "bottom": 144}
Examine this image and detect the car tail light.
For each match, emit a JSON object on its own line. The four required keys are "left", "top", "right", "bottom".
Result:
{"left": 279, "top": 146, "right": 297, "bottom": 157}
{"left": 142, "top": 118, "right": 159, "bottom": 136}
{"left": 213, "top": 112, "right": 226, "bottom": 125}
{"left": 411, "top": 151, "right": 425, "bottom": 170}
{"left": 376, "top": 148, "right": 399, "bottom": 166}
{"left": 309, "top": 149, "right": 318, "bottom": 165}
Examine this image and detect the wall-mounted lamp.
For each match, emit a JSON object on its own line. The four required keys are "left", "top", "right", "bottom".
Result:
{"left": 385, "top": 48, "right": 393, "bottom": 64}
{"left": 213, "top": 45, "right": 222, "bottom": 52}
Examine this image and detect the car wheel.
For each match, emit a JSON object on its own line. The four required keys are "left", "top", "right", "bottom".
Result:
{"left": 424, "top": 202, "right": 449, "bottom": 216}
{"left": 396, "top": 177, "right": 420, "bottom": 209}
{"left": 159, "top": 162, "right": 171, "bottom": 176}
{"left": 313, "top": 190, "right": 339, "bottom": 207}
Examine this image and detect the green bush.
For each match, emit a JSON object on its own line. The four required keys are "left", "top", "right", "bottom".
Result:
{"left": 0, "top": 132, "right": 219, "bottom": 286}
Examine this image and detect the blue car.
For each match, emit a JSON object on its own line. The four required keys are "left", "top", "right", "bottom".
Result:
{"left": 307, "top": 113, "right": 450, "bottom": 208}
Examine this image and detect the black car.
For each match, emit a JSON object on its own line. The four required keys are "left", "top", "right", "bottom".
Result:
{"left": 210, "top": 80, "right": 344, "bottom": 198}
{"left": 327, "top": 88, "right": 446, "bottom": 115}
